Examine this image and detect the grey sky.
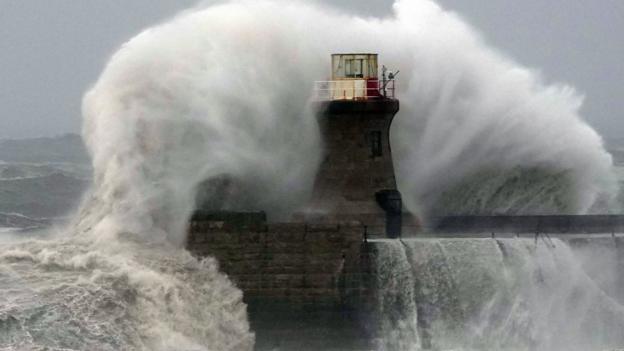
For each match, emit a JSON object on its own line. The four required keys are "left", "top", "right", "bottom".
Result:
{"left": 1, "top": 0, "right": 622, "bottom": 139}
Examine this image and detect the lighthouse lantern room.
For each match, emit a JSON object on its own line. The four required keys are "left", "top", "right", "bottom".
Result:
{"left": 315, "top": 53, "right": 395, "bottom": 101}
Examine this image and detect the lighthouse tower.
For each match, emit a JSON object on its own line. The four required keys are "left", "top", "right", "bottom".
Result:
{"left": 307, "top": 54, "right": 403, "bottom": 237}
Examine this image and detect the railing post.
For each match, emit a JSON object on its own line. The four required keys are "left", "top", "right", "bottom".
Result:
{"left": 534, "top": 232, "right": 539, "bottom": 246}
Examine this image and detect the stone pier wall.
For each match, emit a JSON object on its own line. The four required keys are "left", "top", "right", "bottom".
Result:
{"left": 187, "top": 218, "right": 375, "bottom": 350}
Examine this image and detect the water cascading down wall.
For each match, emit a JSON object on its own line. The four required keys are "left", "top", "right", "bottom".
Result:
{"left": 371, "top": 237, "right": 624, "bottom": 350}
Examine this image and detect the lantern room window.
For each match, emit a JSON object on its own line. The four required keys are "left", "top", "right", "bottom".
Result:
{"left": 345, "top": 59, "right": 364, "bottom": 78}
{"left": 315, "top": 53, "right": 395, "bottom": 101}
{"left": 331, "top": 54, "right": 378, "bottom": 80}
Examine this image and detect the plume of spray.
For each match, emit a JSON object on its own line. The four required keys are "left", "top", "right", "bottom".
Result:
{"left": 80, "top": 0, "right": 618, "bottom": 231}
{"left": 381, "top": 1, "right": 617, "bottom": 217}
{"left": 83, "top": 0, "right": 616, "bottom": 238}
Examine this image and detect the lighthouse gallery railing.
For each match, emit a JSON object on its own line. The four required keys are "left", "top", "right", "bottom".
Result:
{"left": 313, "top": 79, "right": 395, "bottom": 101}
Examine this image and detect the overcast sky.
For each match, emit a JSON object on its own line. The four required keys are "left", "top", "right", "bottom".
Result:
{"left": 1, "top": 0, "right": 622, "bottom": 139}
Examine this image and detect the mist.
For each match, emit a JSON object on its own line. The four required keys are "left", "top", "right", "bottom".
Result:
{"left": 82, "top": 0, "right": 617, "bottom": 243}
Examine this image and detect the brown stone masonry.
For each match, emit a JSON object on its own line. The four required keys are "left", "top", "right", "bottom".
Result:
{"left": 187, "top": 220, "right": 371, "bottom": 305}
{"left": 187, "top": 218, "right": 375, "bottom": 350}
{"left": 303, "top": 99, "right": 401, "bottom": 231}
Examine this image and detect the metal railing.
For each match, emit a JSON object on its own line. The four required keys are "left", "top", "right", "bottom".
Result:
{"left": 313, "top": 79, "right": 395, "bottom": 101}
{"left": 363, "top": 215, "right": 624, "bottom": 240}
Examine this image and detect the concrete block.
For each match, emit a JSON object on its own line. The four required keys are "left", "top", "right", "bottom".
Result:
{"left": 211, "top": 232, "right": 239, "bottom": 244}
{"left": 264, "top": 265, "right": 305, "bottom": 275}
{"left": 266, "top": 241, "right": 305, "bottom": 254}
{"left": 267, "top": 223, "right": 307, "bottom": 233}
{"left": 238, "top": 244, "right": 264, "bottom": 254}
{"left": 266, "top": 230, "right": 305, "bottom": 243}
{"left": 326, "top": 232, "right": 344, "bottom": 243}
{"left": 306, "top": 239, "right": 344, "bottom": 252}
{"left": 288, "top": 275, "right": 305, "bottom": 289}
{"left": 208, "top": 220, "right": 225, "bottom": 229}
{"left": 264, "top": 288, "right": 288, "bottom": 298}
{"left": 242, "top": 252, "right": 264, "bottom": 261}
{"left": 239, "top": 232, "right": 265, "bottom": 244}
{"left": 272, "top": 274, "right": 297, "bottom": 287}
{"left": 238, "top": 280, "right": 262, "bottom": 290}
{"left": 304, "top": 274, "right": 338, "bottom": 289}
{"left": 306, "top": 257, "right": 342, "bottom": 273}
{"left": 307, "top": 223, "right": 339, "bottom": 232}
{"left": 271, "top": 253, "right": 304, "bottom": 264}
{"left": 189, "top": 233, "right": 203, "bottom": 243}
{"left": 304, "top": 288, "right": 339, "bottom": 302}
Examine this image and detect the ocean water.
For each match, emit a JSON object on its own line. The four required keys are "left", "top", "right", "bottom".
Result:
{"left": 0, "top": 231, "right": 254, "bottom": 351}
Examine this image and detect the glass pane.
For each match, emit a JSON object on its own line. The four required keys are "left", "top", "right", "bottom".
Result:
{"left": 369, "top": 55, "right": 378, "bottom": 77}
{"left": 345, "top": 59, "right": 352, "bottom": 77}
{"left": 354, "top": 60, "right": 363, "bottom": 78}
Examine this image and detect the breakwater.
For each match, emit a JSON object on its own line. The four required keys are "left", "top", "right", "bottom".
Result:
{"left": 188, "top": 213, "right": 624, "bottom": 350}
{"left": 187, "top": 213, "right": 373, "bottom": 350}
{"left": 431, "top": 215, "right": 624, "bottom": 234}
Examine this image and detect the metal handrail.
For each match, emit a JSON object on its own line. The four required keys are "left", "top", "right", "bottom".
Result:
{"left": 313, "top": 79, "right": 396, "bottom": 100}
{"left": 363, "top": 225, "right": 624, "bottom": 240}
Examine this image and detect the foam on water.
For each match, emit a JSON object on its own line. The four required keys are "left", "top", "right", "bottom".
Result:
{"left": 0, "top": 235, "right": 254, "bottom": 351}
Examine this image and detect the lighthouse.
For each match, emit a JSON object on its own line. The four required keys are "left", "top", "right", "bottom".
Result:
{"left": 189, "top": 54, "right": 406, "bottom": 349}
{"left": 307, "top": 53, "right": 403, "bottom": 237}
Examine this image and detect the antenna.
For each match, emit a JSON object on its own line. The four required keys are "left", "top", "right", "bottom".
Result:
{"left": 381, "top": 65, "right": 388, "bottom": 97}
{"left": 381, "top": 66, "right": 398, "bottom": 97}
